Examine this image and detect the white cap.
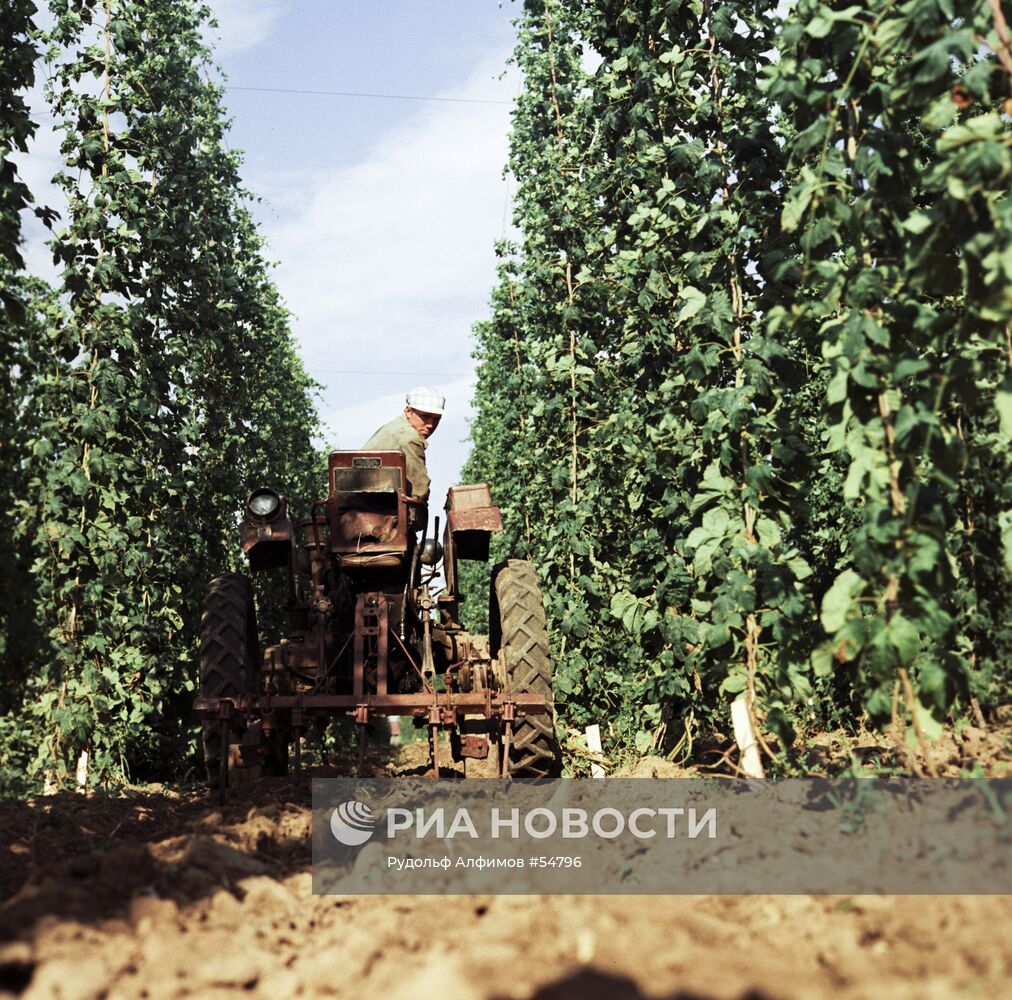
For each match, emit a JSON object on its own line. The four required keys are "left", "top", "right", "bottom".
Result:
{"left": 405, "top": 386, "right": 446, "bottom": 415}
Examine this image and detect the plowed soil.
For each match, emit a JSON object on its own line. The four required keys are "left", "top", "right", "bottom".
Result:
{"left": 1, "top": 740, "right": 1010, "bottom": 1000}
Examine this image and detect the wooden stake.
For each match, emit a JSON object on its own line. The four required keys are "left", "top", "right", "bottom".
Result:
{"left": 75, "top": 749, "right": 89, "bottom": 789}
{"left": 585, "top": 724, "right": 605, "bottom": 779}
{"left": 731, "top": 697, "right": 765, "bottom": 780}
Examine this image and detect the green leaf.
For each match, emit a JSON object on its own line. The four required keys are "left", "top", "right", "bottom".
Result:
{"left": 719, "top": 668, "right": 748, "bottom": 696}
{"left": 885, "top": 614, "right": 919, "bottom": 666}
{"left": 996, "top": 374, "right": 1012, "bottom": 442}
{"left": 999, "top": 511, "right": 1012, "bottom": 575}
{"left": 902, "top": 212, "right": 932, "bottom": 235}
{"left": 911, "top": 702, "right": 943, "bottom": 742}
{"left": 756, "top": 516, "right": 780, "bottom": 548}
{"left": 781, "top": 168, "right": 818, "bottom": 232}
{"left": 610, "top": 590, "right": 645, "bottom": 636}
{"left": 826, "top": 365, "right": 849, "bottom": 405}
{"left": 821, "top": 569, "right": 864, "bottom": 634}
{"left": 676, "top": 286, "right": 706, "bottom": 322}
{"left": 810, "top": 640, "right": 835, "bottom": 678}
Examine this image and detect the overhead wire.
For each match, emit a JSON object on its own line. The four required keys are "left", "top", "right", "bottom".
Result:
{"left": 225, "top": 85, "right": 510, "bottom": 107}
{"left": 307, "top": 369, "right": 472, "bottom": 378}
{"left": 33, "top": 85, "right": 512, "bottom": 120}
{"left": 32, "top": 83, "right": 512, "bottom": 120}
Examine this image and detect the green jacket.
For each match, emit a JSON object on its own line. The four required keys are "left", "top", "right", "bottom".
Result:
{"left": 362, "top": 412, "right": 430, "bottom": 501}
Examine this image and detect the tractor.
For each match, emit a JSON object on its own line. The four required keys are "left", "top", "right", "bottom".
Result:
{"left": 193, "top": 449, "right": 560, "bottom": 798}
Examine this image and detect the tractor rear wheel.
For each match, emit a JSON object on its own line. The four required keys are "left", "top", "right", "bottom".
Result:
{"left": 200, "top": 573, "right": 259, "bottom": 788}
{"left": 490, "top": 560, "right": 561, "bottom": 778}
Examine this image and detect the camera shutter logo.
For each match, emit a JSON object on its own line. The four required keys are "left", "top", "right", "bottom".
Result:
{"left": 330, "top": 801, "right": 376, "bottom": 846}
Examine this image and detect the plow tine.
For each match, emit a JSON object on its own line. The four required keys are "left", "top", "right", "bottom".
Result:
{"left": 501, "top": 719, "right": 512, "bottom": 783}
{"left": 218, "top": 718, "right": 228, "bottom": 806}
{"left": 429, "top": 722, "right": 440, "bottom": 779}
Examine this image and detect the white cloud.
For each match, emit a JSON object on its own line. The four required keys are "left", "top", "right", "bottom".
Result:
{"left": 254, "top": 49, "right": 517, "bottom": 493}
{"left": 260, "top": 57, "right": 514, "bottom": 366}
{"left": 206, "top": 0, "right": 284, "bottom": 59}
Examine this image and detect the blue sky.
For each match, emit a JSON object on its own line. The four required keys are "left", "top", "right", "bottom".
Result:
{"left": 209, "top": 0, "right": 520, "bottom": 507}
{"left": 217, "top": 1, "right": 516, "bottom": 173}
{"left": 19, "top": 0, "right": 521, "bottom": 513}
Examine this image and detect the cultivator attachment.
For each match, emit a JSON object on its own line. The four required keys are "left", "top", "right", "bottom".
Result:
{"left": 194, "top": 452, "right": 559, "bottom": 801}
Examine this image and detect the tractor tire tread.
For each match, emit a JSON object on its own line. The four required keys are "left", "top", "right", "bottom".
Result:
{"left": 492, "top": 560, "right": 561, "bottom": 778}
{"left": 199, "top": 573, "right": 255, "bottom": 787}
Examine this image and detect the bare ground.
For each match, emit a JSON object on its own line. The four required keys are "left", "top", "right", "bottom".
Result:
{"left": 1, "top": 736, "right": 1010, "bottom": 1000}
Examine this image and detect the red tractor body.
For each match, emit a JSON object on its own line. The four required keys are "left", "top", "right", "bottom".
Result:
{"left": 194, "top": 451, "right": 559, "bottom": 796}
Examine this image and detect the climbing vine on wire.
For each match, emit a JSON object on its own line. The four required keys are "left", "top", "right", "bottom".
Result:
{"left": 467, "top": 0, "right": 1012, "bottom": 771}
{"left": 1, "top": 0, "right": 321, "bottom": 790}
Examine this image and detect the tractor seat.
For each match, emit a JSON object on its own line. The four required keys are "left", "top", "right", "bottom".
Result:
{"left": 328, "top": 495, "right": 407, "bottom": 570}
{"left": 337, "top": 509, "right": 399, "bottom": 546}
{"left": 325, "top": 452, "right": 410, "bottom": 568}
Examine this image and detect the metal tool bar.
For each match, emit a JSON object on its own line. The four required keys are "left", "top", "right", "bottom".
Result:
{"left": 194, "top": 692, "right": 548, "bottom": 715}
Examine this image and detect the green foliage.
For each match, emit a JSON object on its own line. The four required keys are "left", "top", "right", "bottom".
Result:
{"left": 4, "top": 0, "right": 1011, "bottom": 787}
{"left": 468, "top": 0, "right": 811, "bottom": 765}
{"left": 0, "top": 0, "right": 39, "bottom": 278}
{"left": 467, "top": 0, "right": 1012, "bottom": 768}
{"left": 766, "top": 0, "right": 1012, "bottom": 724}
{"left": 1, "top": 0, "right": 321, "bottom": 791}
{"left": 0, "top": 1, "right": 46, "bottom": 795}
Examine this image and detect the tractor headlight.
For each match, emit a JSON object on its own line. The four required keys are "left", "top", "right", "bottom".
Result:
{"left": 248, "top": 488, "right": 281, "bottom": 520}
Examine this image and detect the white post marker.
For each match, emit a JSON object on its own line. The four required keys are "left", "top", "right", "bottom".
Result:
{"left": 731, "top": 697, "right": 765, "bottom": 780}
{"left": 75, "top": 748, "right": 89, "bottom": 788}
{"left": 585, "top": 724, "right": 606, "bottom": 779}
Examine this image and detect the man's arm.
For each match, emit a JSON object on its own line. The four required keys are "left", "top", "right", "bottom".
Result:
{"left": 402, "top": 437, "right": 430, "bottom": 502}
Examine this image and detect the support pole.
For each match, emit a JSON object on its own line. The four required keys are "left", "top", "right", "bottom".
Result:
{"left": 429, "top": 723, "right": 441, "bottom": 779}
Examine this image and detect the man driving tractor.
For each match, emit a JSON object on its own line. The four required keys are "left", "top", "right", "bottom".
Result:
{"left": 363, "top": 386, "right": 445, "bottom": 524}
{"left": 196, "top": 379, "right": 559, "bottom": 790}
